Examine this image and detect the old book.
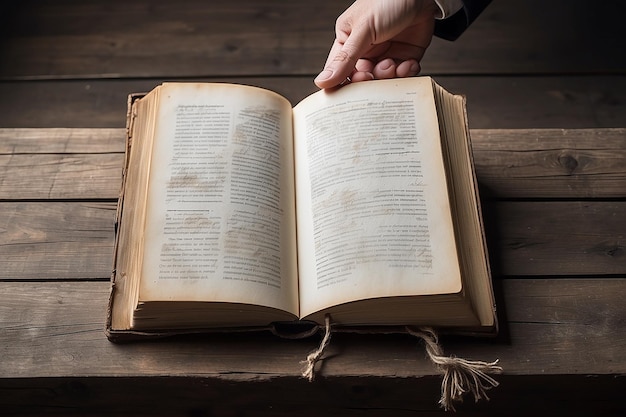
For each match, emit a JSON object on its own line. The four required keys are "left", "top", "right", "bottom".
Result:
{"left": 106, "top": 77, "right": 496, "bottom": 340}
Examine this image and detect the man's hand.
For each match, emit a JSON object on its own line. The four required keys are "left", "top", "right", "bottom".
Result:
{"left": 315, "top": 0, "right": 438, "bottom": 89}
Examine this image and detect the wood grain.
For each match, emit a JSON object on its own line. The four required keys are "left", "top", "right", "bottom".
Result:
{"left": 1, "top": 0, "right": 625, "bottom": 413}
{"left": 0, "top": 0, "right": 349, "bottom": 79}
{"left": 1, "top": 0, "right": 625, "bottom": 79}
{"left": 0, "top": 375, "right": 624, "bottom": 416}
{"left": 492, "top": 201, "right": 626, "bottom": 276}
{"left": 3, "top": 75, "right": 626, "bottom": 129}
{"left": 472, "top": 128, "right": 626, "bottom": 198}
{"left": 0, "top": 202, "right": 116, "bottom": 279}
{"left": 0, "top": 128, "right": 125, "bottom": 154}
{"left": 0, "top": 153, "right": 124, "bottom": 200}
{"left": 1, "top": 128, "right": 624, "bottom": 280}
{"left": 1, "top": 200, "right": 623, "bottom": 280}
{"left": 2, "top": 128, "right": 624, "bottom": 201}
{"left": 0, "top": 279, "right": 624, "bottom": 378}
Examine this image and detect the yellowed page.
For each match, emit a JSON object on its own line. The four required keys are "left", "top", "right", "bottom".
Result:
{"left": 139, "top": 83, "right": 298, "bottom": 316}
{"left": 293, "top": 77, "right": 462, "bottom": 319}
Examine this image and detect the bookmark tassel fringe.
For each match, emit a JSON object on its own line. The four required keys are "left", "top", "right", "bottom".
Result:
{"left": 301, "top": 314, "right": 332, "bottom": 382}
{"left": 407, "top": 327, "right": 502, "bottom": 412}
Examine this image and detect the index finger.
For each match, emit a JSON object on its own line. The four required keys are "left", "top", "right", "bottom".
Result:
{"left": 314, "top": 26, "right": 373, "bottom": 89}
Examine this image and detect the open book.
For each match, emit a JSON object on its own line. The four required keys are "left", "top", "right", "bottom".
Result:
{"left": 107, "top": 77, "right": 496, "bottom": 340}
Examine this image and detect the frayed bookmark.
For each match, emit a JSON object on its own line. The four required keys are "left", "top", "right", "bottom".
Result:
{"left": 407, "top": 327, "right": 502, "bottom": 411}
{"left": 301, "top": 314, "right": 332, "bottom": 382}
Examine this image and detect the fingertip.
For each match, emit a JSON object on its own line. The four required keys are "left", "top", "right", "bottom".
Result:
{"left": 372, "top": 58, "right": 397, "bottom": 80}
{"left": 316, "top": 30, "right": 371, "bottom": 88}
{"left": 315, "top": 66, "right": 357, "bottom": 89}
{"left": 350, "top": 71, "right": 374, "bottom": 83}
{"left": 315, "top": 69, "right": 348, "bottom": 89}
{"left": 314, "top": 69, "right": 334, "bottom": 88}
{"left": 396, "top": 60, "right": 421, "bottom": 78}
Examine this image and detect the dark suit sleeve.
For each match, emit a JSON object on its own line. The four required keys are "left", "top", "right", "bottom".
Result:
{"left": 434, "top": 0, "right": 491, "bottom": 41}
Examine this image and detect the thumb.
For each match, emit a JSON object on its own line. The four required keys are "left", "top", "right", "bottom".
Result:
{"left": 315, "top": 28, "right": 370, "bottom": 89}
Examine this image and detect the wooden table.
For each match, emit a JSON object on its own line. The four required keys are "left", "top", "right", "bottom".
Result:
{"left": 1, "top": 127, "right": 624, "bottom": 416}
{"left": 2, "top": 0, "right": 626, "bottom": 414}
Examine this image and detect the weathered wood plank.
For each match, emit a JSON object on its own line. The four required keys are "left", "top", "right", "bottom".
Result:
{"left": 3, "top": 75, "right": 626, "bottom": 129}
{"left": 0, "top": 279, "right": 623, "bottom": 378}
{"left": 0, "top": 78, "right": 317, "bottom": 128}
{"left": 493, "top": 201, "right": 626, "bottom": 276}
{"left": 0, "top": 0, "right": 623, "bottom": 414}
{"left": 1, "top": 201, "right": 624, "bottom": 280}
{"left": 2, "top": 128, "right": 624, "bottom": 200}
{"left": 0, "top": 128, "right": 125, "bottom": 200}
{"left": 0, "top": 0, "right": 347, "bottom": 79}
{"left": 0, "top": 129, "right": 126, "bottom": 200}
{"left": 0, "top": 128, "right": 125, "bottom": 154}
{"left": 439, "top": 76, "right": 626, "bottom": 129}
{"left": 0, "top": 375, "right": 624, "bottom": 417}
{"left": 1, "top": 0, "right": 625, "bottom": 79}
{"left": 472, "top": 128, "right": 626, "bottom": 199}
{"left": 0, "top": 202, "right": 116, "bottom": 279}
{"left": 0, "top": 153, "right": 124, "bottom": 200}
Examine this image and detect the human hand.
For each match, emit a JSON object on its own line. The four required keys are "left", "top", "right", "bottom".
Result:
{"left": 314, "top": 0, "right": 438, "bottom": 89}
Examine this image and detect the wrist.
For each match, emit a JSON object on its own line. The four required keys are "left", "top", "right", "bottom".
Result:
{"left": 421, "top": 0, "right": 441, "bottom": 19}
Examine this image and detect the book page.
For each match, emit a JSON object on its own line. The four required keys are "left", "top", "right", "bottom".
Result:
{"left": 293, "top": 77, "right": 462, "bottom": 319}
{"left": 138, "top": 83, "right": 298, "bottom": 316}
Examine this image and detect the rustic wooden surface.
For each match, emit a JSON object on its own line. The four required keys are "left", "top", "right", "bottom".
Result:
{"left": 1, "top": 0, "right": 625, "bottom": 416}
{"left": 1, "top": 127, "right": 624, "bottom": 415}
{"left": 2, "top": 0, "right": 626, "bottom": 129}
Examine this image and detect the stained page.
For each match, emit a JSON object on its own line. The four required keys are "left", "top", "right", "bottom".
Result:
{"left": 293, "top": 78, "right": 462, "bottom": 318}
{"left": 138, "top": 83, "right": 298, "bottom": 316}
